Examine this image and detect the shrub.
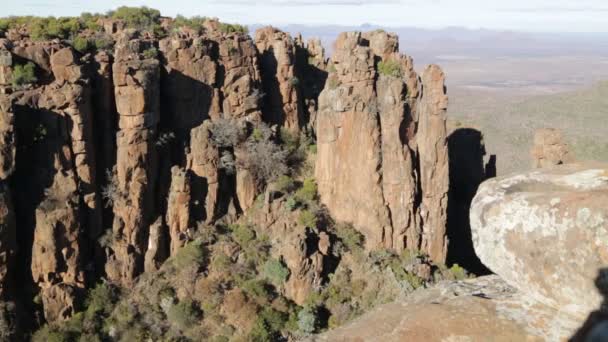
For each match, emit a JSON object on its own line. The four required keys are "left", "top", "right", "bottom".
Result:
{"left": 297, "top": 306, "right": 319, "bottom": 334}
{"left": 448, "top": 263, "right": 468, "bottom": 280}
{"left": 263, "top": 259, "right": 290, "bottom": 285}
{"left": 289, "top": 77, "right": 300, "bottom": 86}
{"left": 298, "top": 210, "right": 317, "bottom": 228}
{"left": 219, "top": 22, "right": 248, "bottom": 34}
{"left": 109, "top": 6, "right": 161, "bottom": 30}
{"left": 285, "top": 197, "right": 299, "bottom": 211}
{"left": 94, "top": 36, "right": 113, "bottom": 50}
{"left": 11, "top": 62, "right": 37, "bottom": 87}
{"left": 101, "top": 168, "right": 126, "bottom": 208}
{"left": 142, "top": 47, "right": 158, "bottom": 59}
{"left": 377, "top": 60, "right": 402, "bottom": 78}
{"left": 250, "top": 307, "right": 288, "bottom": 340}
{"left": 294, "top": 178, "right": 317, "bottom": 203}
{"left": 85, "top": 282, "right": 117, "bottom": 318}
{"left": 171, "top": 15, "right": 207, "bottom": 33}
{"left": 240, "top": 125, "right": 289, "bottom": 183}
{"left": 219, "top": 150, "right": 236, "bottom": 175}
{"left": 335, "top": 223, "right": 364, "bottom": 253}
{"left": 209, "top": 118, "right": 242, "bottom": 147}
{"left": 72, "top": 36, "right": 91, "bottom": 53}
{"left": 274, "top": 175, "right": 296, "bottom": 193}
{"left": 231, "top": 224, "right": 256, "bottom": 246}
{"left": 242, "top": 279, "right": 272, "bottom": 301}
{"left": 173, "top": 239, "right": 206, "bottom": 268}
{"left": 166, "top": 299, "right": 201, "bottom": 330}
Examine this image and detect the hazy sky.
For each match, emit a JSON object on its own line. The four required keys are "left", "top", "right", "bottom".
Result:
{"left": 5, "top": 0, "right": 608, "bottom": 32}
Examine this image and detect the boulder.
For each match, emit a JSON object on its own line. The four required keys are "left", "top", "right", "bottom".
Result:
{"left": 531, "top": 128, "right": 574, "bottom": 168}
{"left": 471, "top": 162, "right": 608, "bottom": 336}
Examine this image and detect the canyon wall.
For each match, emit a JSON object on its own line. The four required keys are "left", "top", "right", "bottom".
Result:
{"left": 0, "top": 20, "right": 453, "bottom": 330}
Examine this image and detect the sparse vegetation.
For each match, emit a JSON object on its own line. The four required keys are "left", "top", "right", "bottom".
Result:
{"left": 143, "top": 47, "right": 158, "bottom": 59}
{"left": 298, "top": 209, "right": 318, "bottom": 228}
{"left": 219, "top": 22, "right": 248, "bottom": 34}
{"left": 263, "top": 258, "right": 290, "bottom": 285}
{"left": 377, "top": 60, "right": 402, "bottom": 78}
{"left": 11, "top": 62, "right": 37, "bottom": 87}
{"left": 108, "top": 6, "right": 161, "bottom": 31}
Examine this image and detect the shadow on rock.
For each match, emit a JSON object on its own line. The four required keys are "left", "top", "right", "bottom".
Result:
{"left": 570, "top": 268, "right": 608, "bottom": 342}
{"left": 446, "top": 128, "right": 491, "bottom": 275}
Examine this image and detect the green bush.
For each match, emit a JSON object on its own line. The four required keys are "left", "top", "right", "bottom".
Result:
{"left": 335, "top": 223, "right": 364, "bottom": 253}
{"left": 172, "top": 15, "right": 207, "bottom": 33}
{"left": 72, "top": 36, "right": 91, "bottom": 53}
{"left": 263, "top": 259, "right": 290, "bottom": 285}
{"left": 250, "top": 307, "right": 289, "bottom": 340}
{"left": 285, "top": 196, "right": 299, "bottom": 211}
{"left": 242, "top": 279, "right": 272, "bottom": 301}
{"left": 275, "top": 175, "right": 296, "bottom": 193}
{"left": 448, "top": 263, "right": 468, "bottom": 280}
{"left": 85, "top": 282, "right": 117, "bottom": 317}
{"left": 294, "top": 178, "right": 317, "bottom": 203}
{"left": 230, "top": 224, "right": 256, "bottom": 246}
{"left": 94, "top": 36, "right": 113, "bottom": 50}
{"left": 219, "top": 22, "right": 248, "bottom": 34}
{"left": 109, "top": 6, "right": 160, "bottom": 30}
{"left": 166, "top": 299, "right": 200, "bottom": 330}
{"left": 377, "top": 60, "right": 402, "bottom": 78}
{"left": 289, "top": 77, "right": 300, "bottom": 86}
{"left": 298, "top": 210, "right": 317, "bottom": 228}
{"left": 297, "top": 306, "right": 319, "bottom": 334}
{"left": 142, "top": 47, "right": 158, "bottom": 59}
{"left": 11, "top": 62, "right": 37, "bottom": 87}
{"left": 173, "top": 239, "right": 206, "bottom": 268}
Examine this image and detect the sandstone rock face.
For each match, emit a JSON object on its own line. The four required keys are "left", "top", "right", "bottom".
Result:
{"left": 166, "top": 166, "right": 191, "bottom": 254}
{"left": 255, "top": 27, "right": 302, "bottom": 131}
{"left": 471, "top": 162, "right": 608, "bottom": 336}
{"left": 531, "top": 128, "right": 574, "bottom": 168}
{"left": 106, "top": 39, "right": 160, "bottom": 287}
{"left": 315, "top": 31, "right": 449, "bottom": 262}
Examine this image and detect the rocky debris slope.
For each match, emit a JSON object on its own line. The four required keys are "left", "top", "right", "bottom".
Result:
{"left": 315, "top": 31, "right": 449, "bottom": 263}
{"left": 315, "top": 162, "right": 608, "bottom": 341}
{"left": 531, "top": 127, "right": 574, "bottom": 168}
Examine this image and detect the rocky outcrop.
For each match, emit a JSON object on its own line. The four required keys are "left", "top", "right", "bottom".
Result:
{"left": 417, "top": 65, "right": 449, "bottom": 263}
{"left": 315, "top": 31, "right": 449, "bottom": 263}
{"left": 105, "top": 36, "right": 160, "bottom": 287}
{"left": 471, "top": 162, "right": 608, "bottom": 337}
{"left": 187, "top": 121, "right": 220, "bottom": 223}
{"left": 531, "top": 128, "right": 573, "bottom": 168}
{"left": 255, "top": 27, "right": 302, "bottom": 131}
{"left": 166, "top": 166, "right": 191, "bottom": 254}
{"left": 315, "top": 163, "right": 608, "bottom": 341}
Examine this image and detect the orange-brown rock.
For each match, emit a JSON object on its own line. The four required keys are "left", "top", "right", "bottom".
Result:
{"left": 166, "top": 166, "right": 191, "bottom": 254}
{"left": 315, "top": 31, "right": 449, "bottom": 262}
{"left": 106, "top": 38, "right": 160, "bottom": 287}
{"left": 531, "top": 128, "right": 574, "bottom": 168}
{"left": 255, "top": 27, "right": 302, "bottom": 131}
{"left": 417, "top": 65, "right": 449, "bottom": 263}
{"left": 187, "top": 120, "right": 220, "bottom": 222}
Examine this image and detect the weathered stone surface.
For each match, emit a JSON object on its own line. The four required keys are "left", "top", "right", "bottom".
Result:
{"left": 315, "top": 31, "right": 449, "bottom": 261}
{"left": 166, "top": 166, "right": 191, "bottom": 254}
{"left": 159, "top": 34, "right": 217, "bottom": 134}
{"left": 187, "top": 120, "right": 220, "bottom": 223}
{"left": 255, "top": 27, "right": 302, "bottom": 131}
{"left": 311, "top": 276, "right": 549, "bottom": 342}
{"left": 417, "top": 65, "right": 449, "bottom": 263}
{"left": 531, "top": 128, "right": 574, "bottom": 168}
{"left": 471, "top": 162, "right": 608, "bottom": 337}
{"left": 144, "top": 217, "right": 167, "bottom": 272}
{"left": 106, "top": 43, "right": 160, "bottom": 287}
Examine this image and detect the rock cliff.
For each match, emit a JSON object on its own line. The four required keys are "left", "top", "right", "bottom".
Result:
{"left": 0, "top": 12, "right": 466, "bottom": 340}
{"left": 315, "top": 31, "right": 449, "bottom": 262}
